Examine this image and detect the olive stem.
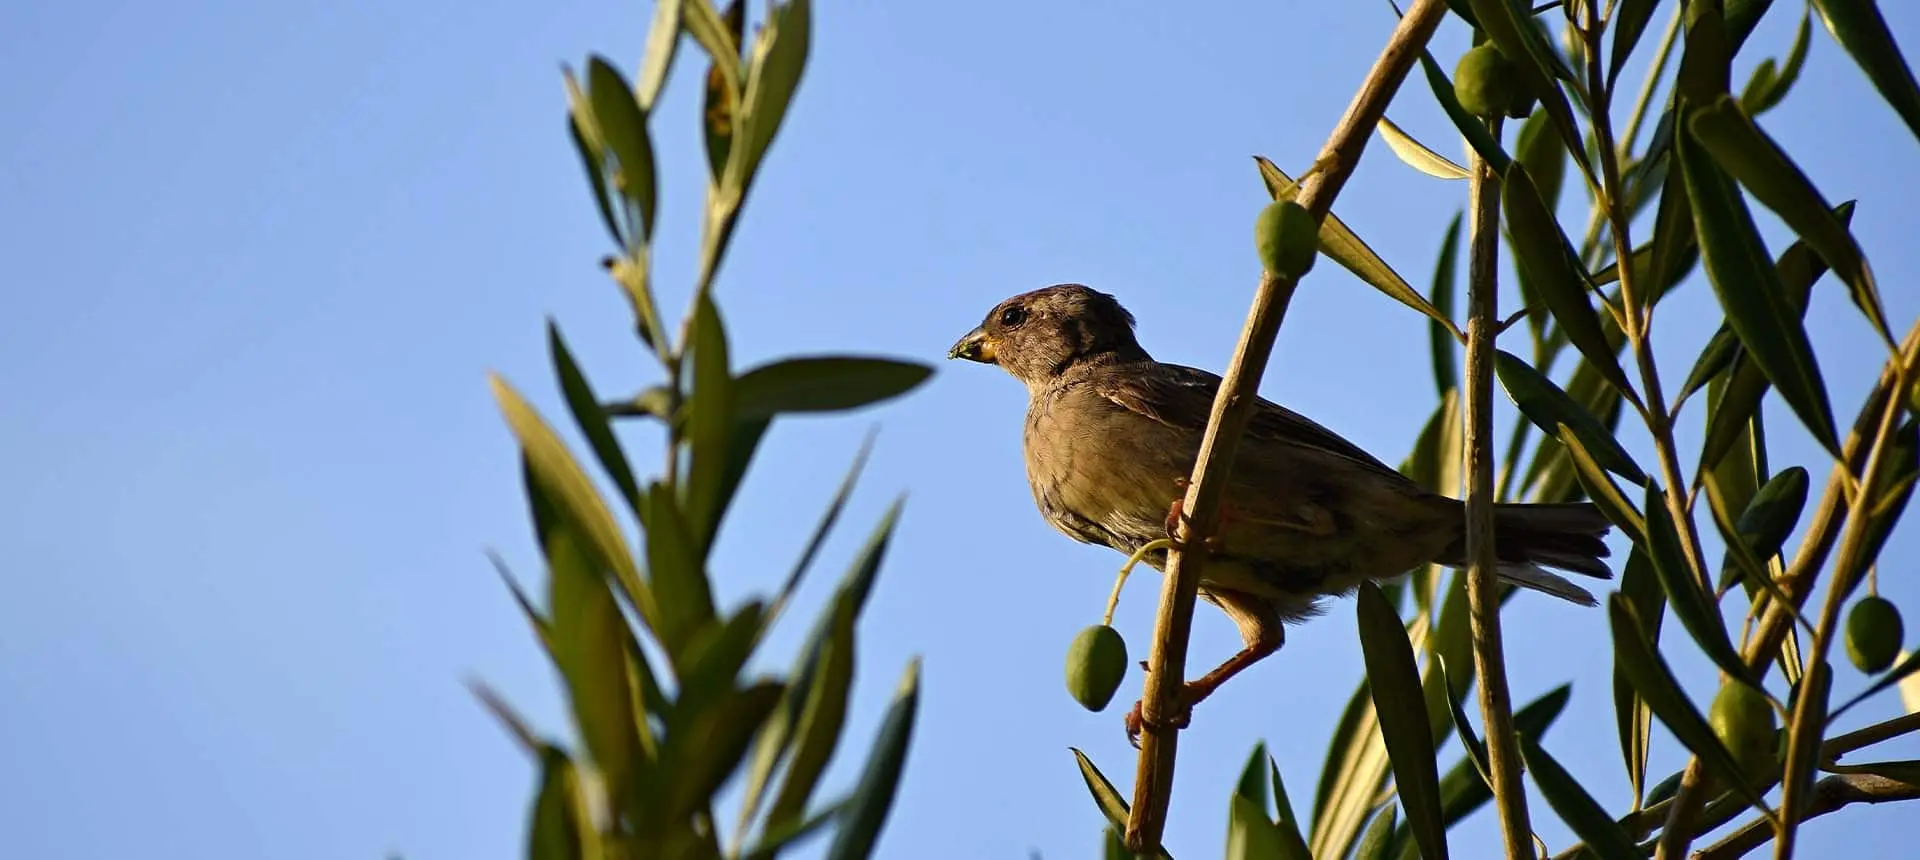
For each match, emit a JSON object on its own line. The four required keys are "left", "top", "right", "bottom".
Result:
{"left": 1106, "top": 540, "right": 1173, "bottom": 627}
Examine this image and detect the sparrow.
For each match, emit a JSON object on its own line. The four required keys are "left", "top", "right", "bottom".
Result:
{"left": 948, "top": 284, "right": 1612, "bottom": 739}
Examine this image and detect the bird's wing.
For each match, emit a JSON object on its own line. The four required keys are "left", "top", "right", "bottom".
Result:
{"left": 1092, "top": 361, "right": 1411, "bottom": 484}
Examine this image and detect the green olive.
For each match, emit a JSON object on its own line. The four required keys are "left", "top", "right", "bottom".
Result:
{"left": 1846, "top": 596, "right": 1905, "bottom": 674}
{"left": 1505, "top": 92, "right": 1538, "bottom": 120}
{"left": 1064, "top": 624, "right": 1129, "bottom": 712}
{"left": 1454, "top": 43, "right": 1520, "bottom": 118}
{"left": 1254, "top": 200, "right": 1318, "bottom": 278}
{"left": 1709, "top": 680, "right": 1777, "bottom": 784}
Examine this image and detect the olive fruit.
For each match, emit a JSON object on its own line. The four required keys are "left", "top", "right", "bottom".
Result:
{"left": 1254, "top": 200, "right": 1318, "bottom": 278}
{"left": 1709, "top": 680, "right": 1777, "bottom": 783}
{"left": 1064, "top": 624, "right": 1129, "bottom": 712}
{"left": 1454, "top": 43, "right": 1520, "bottom": 118}
{"left": 1846, "top": 596, "right": 1905, "bottom": 674}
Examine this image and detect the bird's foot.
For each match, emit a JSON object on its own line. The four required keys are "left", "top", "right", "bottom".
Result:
{"left": 1123, "top": 682, "right": 1208, "bottom": 748}
{"left": 1162, "top": 493, "right": 1229, "bottom": 553}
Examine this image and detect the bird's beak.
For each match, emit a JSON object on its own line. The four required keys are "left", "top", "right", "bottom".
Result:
{"left": 947, "top": 326, "right": 997, "bottom": 363}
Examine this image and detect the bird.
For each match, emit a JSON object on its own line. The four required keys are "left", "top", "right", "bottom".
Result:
{"left": 947, "top": 283, "right": 1612, "bottom": 740}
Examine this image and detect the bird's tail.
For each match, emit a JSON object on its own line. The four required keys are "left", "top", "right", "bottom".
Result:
{"left": 1439, "top": 502, "right": 1614, "bottom": 606}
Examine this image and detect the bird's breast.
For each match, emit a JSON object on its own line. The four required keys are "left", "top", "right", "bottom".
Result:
{"left": 1023, "top": 386, "right": 1193, "bottom": 548}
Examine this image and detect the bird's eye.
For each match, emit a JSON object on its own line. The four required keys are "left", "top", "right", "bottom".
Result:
{"left": 999, "top": 305, "right": 1029, "bottom": 327}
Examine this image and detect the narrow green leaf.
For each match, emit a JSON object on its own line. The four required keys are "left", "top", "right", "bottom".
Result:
{"left": 1496, "top": 350, "right": 1646, "bottom": 483}
{"left": 1353, "top": 804, "right": 1397, "bottom": 860}
{"left": 744, "top": 799, "right": 846, "bottom": 860}
{"left": 545, "top": 509, "right": 644, "bottom": 812}
{"left": 1691, "top": 96, "right": 1891, "bottom": 342}
{"left": 1829, "top": 650, "right": 1920, "bottom": 720}
{"left": 1557, "top": 425, "right": 1648, "bottom": 545}
{"left": 1414, "top": 684, "right": 1570, "bottom": 858}
{"left": 1742, "top": 13, "right": 1812, "bottom": 115}
{"left": 492, "top": 375, "right": 657, "bottom": 638}
{"left": 1377, "top": 115, "right": 1469, "bottom": 179}
{"left": 694, "top": 0, "right": 745, "bottom": 181}
{"left": 683, "top": 0, "right": 742, "bottom": 97}
{"left": 489, "top": 550, "right": 554, "bottom": 657}
{"left": 1255, "top": 157, "right": 1461, "bottom": 339}
{"left": 1236, "top": 742, "right": 1271, "bottom": 812}
{"left": 1416, "top": 50, "right": 1514, "bottom": 173}
{"left": 1442, "top": 0, "right": 1479, "bottom": 29}
{"left": 1676, "top": 4, "right": 1733, "bottom": 103}
{"left": 1677, "top": 122, "right": 1840, "bottom": 455}
{"left": 765, "top": 591, "right": 857, "bottom": 832}
{"left": 1836, "top": 418, "right": 1920, "bottom": 598}
{"left": 1642, "top": 480, "right": 1751, "bottom": 685}
{"left": 1308, "top": 677, "right": 1384, "bottom": 858}
{"left": 1726, "top": 0, "right": 1779, "bottom": 49}
{"left": 1610, "top": 548, "right": 1662, "bottom": 808}
{"left": 1698, "top": 207, "right": 1847, "bottom": 467}
{"left": 733, "top": 356, "right": 933, "bottom": 420}
{"left": 683, "top": 290, "right": 734, "bottom": 550}
{"left": 1675, "top": 323, "right": 1742, "bottom": 408}
{"left": 548, "top": 322, "right": 643, "bottom": 516}
{"left": 827, "top": 660, "right": 922, "bottom": 860}
{"left": 469, "top": 678, "right": 541, "bottom": 756}
{"left": 1429, "top": 556, "right": 1474, "bottom": 706}
{"left": 671, "top": 600, "right": 766, "bottom": 721}
{"left": 566, "top": 110, "right": 624, "bottom": 248}
{"left": 714, "top": 417, "right": 772, "bottom": 544}
{"left": 1230, "top": 795, "right": 1290, "bottom": 860}
{"left": 1436, "top": 658, "right": 1490, "bottom": 789}
{"left": 769, "top": 431, "right": 876, "bottom": 627}
{"left": 1810, "top": 0, "right": 1920, "bottom": 144}
{"left": 529, "top": 746, "right": 601, "bottom": 860}
{"left": 1718, "top": 466, "right": 1810, "bottom": 592}
{"left": 1702, "top": 472, "right": 1820, "bottom": 641}
{"left": 1610, "top": 0, "right": 1661, "bottom": 86}
{"left": 1267, "top": 756, "right": 1313, "bottom": 860}
{"left": 1781, "top": 660, "right": 1834, "bottom": 824}
{"left": 1073, "top": 748, "right": 1133, "bottom": 831}
{"left": 1514, "top": 108, "right": 1566, "bottom": 217}
{"left": 585, "top": 57, "right": 658, "bottom": 239}
{"left": 641, "top": 481, "right": 717, "bottom": 662}
{"left": 1520, "top": 738, "right": 1642, "bottom": 860}
{"left": 1643, "top": 137, "right": 1698, "bottom": 303}
{"left": 634, "top": 0, "right": 683, "bottom": 112}
{"left": 1502, "top": 165, "right": 1635, "bottom": 396}
{"left": 1355, "top": 583, "right": 1449, "bottom": 860}
{"left": 1429, "top": 215, "right": 1462, "bottom": 398}
{"left": 659, "top": 680, "right": 785, "bottom": 823}
{"left": 1069, "top": 752, "right": 1178, "bottom": 860}
{"left": 733, "top": 0, "right": 811, "bottom": 190}
{"left": 1609, "top": 595, "right": 1771, "bottom": 813}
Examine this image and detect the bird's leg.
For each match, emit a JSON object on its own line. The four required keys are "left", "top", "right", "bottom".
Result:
{"left": 1124, "top": 599, "right": 1284, "bottom": 746}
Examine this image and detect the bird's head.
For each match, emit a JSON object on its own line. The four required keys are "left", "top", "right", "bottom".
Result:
{"left": 947, "top": 284, "right": 1146, "bottom": 385}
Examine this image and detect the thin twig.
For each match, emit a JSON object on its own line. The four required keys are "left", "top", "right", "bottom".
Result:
{"left": 1119, "top": 0, "right": 1451, "bottom": 851}
{"left": 1464, "top": 114, "right": 1535, "bottom": 859}
{"left": 1651, "top": 324, "right": 1920, "bottom": 857}
{"left": 1549, "top": 710, "right": 1920, "bottom": 860}
{"left": 1693, "top": 774, "right": 1920, "bottom": 860}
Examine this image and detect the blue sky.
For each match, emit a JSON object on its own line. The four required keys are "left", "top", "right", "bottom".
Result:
{"left": 4, "top": 1, "right": 1918, "bottom": 857}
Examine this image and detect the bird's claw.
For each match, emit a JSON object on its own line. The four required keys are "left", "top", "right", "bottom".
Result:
{"left": 1124, "top": 689, "right": 1196, "bottom": 748}
{"left": 1163, "top": 496, "right": 1226, "bottom": 553}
